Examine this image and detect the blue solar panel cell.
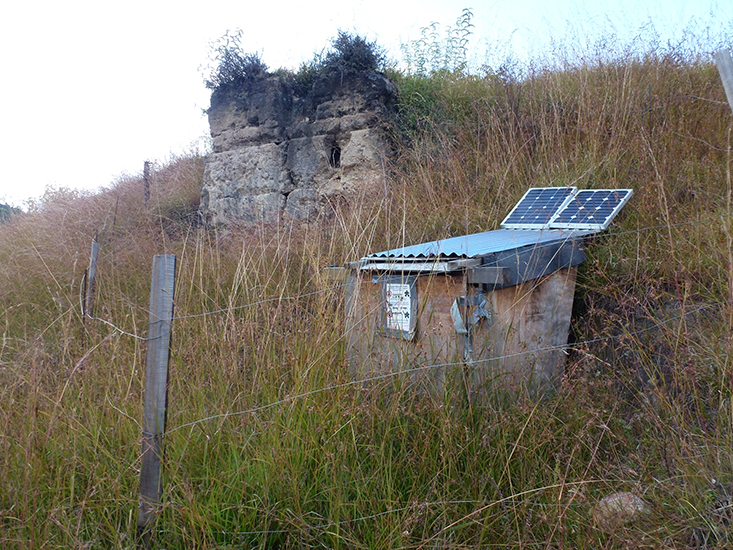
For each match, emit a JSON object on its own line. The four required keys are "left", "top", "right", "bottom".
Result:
{"left": 500, "top": 187, "right": 576, "bottom": 229}
{"left": 499, "top": 186, "right": 633, "bottom": 232}
{"left": 549, "top": 189, "right": 633, "bottom": 230}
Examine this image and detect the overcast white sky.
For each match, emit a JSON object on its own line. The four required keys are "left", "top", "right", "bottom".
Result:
{"left": 0, "top": 0, "right": 730, "bottom": 207}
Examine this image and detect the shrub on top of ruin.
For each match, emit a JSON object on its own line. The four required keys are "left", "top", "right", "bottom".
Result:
{"left": 202, "top": 29, "right": 268, "bottom": 95}
{"left": 287, "top": 31, "right": 388, "bottom": 96}
{"left": 321, "top": 31, "right": 387, "bottom": 77}
{"left": 287, "top": 58, "right": 324, "bottom": 97}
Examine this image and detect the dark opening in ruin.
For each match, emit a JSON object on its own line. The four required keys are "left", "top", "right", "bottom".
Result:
{"left": 329, "top": 146, "right": 341, "bottom": 168}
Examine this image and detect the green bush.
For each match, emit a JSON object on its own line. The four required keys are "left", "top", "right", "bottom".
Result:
{"left": 320, "top": 31, "right": 386, "bottom": 76}
{"left": 0, "top": 202, "right": 20, "bottom": 223}
{"left": 286, "top": 31, "right": 387, "bottom": 96}
{"left": 203, "top": 29, "right": 268, "bottom": 93}
{"left": 287, "top": 58, "right": 324, "bottom": 97}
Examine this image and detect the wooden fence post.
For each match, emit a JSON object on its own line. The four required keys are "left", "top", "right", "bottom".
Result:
{"left": 84, "top": 240, "right": 99, "bottom": 321}
{"left": 717, "top": 49, "right": 733, "bottom": 329}
{"left": 137, "top": 254, "right": 176, "bottom": 547}
{"left": 716, "top": 49, "right": 733, "bottom": 111}
{"left": 143, "top": 161, "right": 152, "bottom": 208}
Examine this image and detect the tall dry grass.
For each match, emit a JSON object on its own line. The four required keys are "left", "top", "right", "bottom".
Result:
{"left": 1, "top": 30, "right": 733, "bottom": 549}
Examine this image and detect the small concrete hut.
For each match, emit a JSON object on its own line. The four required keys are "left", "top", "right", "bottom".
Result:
{"left": 343, "top": 187, "right": 633, "bottom": 400}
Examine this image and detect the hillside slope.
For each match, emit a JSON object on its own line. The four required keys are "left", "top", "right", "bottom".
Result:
{"left": 0, "top": 41, "right": 732, "bottom": 548}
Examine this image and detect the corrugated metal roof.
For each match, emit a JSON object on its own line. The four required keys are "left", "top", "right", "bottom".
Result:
{"left": 365, "top": 228, "right": 592, "bottom": 260}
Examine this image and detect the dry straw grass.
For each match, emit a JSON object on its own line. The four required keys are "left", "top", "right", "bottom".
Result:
{"left": 1, "top": 23, "right": 733, "bottom": 549}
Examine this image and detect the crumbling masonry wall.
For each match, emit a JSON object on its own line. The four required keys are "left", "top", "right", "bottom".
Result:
{"left": 200, "top": 71, "right": 397, "bottom": 225}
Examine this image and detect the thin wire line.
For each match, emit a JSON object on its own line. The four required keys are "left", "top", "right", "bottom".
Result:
{"left": 172, "top": 285, "right": 345, "bottom": 321}
{"left": 216, "top": 500, "right": 483, "bottom": 537}
{"left": 210, "top": 496, "right": 591, "bottom": 538}
{"left": 84, "top": 286, "right": 345, "bottom": 339}
{"left": 166, "top": 301, "right": 720, "bottom": 435}
{"left": 87, "top": 214, "right": 727, "bottom": 333}
{"left": 85, "top": 314, "right": 150, "bottom": 341}
{"left": 194, "top": 485, "right": 601, "bottom": 539}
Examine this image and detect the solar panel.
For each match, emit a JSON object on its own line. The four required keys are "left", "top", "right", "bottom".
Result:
{"left": 500, "top": 187, "right": 577, "bottom": 229}
{"left": 549, "top": 189, "right": 633, "bottom": 230}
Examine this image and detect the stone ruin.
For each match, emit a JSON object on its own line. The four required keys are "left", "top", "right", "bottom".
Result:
{"left": 200, "top": 70, "right": 397, "bottom": 225}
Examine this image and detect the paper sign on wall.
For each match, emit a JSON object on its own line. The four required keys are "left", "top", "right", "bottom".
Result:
{"left": 380, "top": 276, "right": 417, "bottom": 339}
{"left": 385, "top": 283, "right": 412, "bottom": 332}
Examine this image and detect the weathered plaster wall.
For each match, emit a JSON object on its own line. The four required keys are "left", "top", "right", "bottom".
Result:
{"left": 200, "top": 71, "right": 397, "bottom": 225}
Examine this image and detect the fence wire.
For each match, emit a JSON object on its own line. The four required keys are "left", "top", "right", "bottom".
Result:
{"left": 82, "top": 213, "right": 730, "bottom": 434}
{"left": 208, "top": 489, "right": 596, "bottom": 539}
{"left": 85, "top": 212, "right": 728, "bottom": 341}
{"left": 166, "top": 300, "right": 719, "bottom": 435}
{"left": 76, "top": 214, "right": 730, "bottom": 540}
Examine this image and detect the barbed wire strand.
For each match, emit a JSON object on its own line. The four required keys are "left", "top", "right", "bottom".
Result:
{"left": 84, "top": 213, "right": 727, "bottom": 338}
{"left": 93, "top": 215, "right": 725, "bottom": 432}
{"left": 173, "top": 285, "right": 343, "bottom": 321}
{"left": 165, "top": 301, "right": 719, "bottom": 435}
{"left": 82, "top": 286, "right": 344, "bottom": 340}
{"left": 84, "top": 313, "right": 149, "bottom": 341}
{"left": 82, "top": 215, "right": 728, "bottom": 539}
{"left": 224, "top": 501, "right": 483, "bottom": 537}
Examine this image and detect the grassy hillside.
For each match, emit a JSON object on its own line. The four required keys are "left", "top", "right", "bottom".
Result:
{"left": 1, "top": 30, "right": 733, "bottom": 549}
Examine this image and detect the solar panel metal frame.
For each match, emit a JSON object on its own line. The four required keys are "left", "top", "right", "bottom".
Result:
{"left": 500, "top": 187, "right": 577, "bottom": 229}
{"left": 548, "top": 189, "right": 633, "bottom": 230}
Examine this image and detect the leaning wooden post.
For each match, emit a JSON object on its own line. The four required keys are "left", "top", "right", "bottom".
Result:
{"left": 84, "top": 240, "right": 100, "bottom": 320}
{"left": 137, "top": 254, "right": 176, "bottom": 547}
